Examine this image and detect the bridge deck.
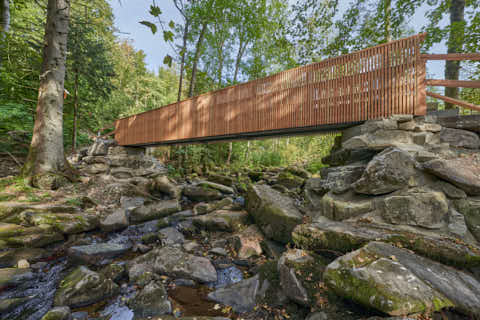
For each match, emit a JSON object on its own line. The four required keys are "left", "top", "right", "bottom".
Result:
{"left": 115, "top": 34, "right": 427, "bottom": 146}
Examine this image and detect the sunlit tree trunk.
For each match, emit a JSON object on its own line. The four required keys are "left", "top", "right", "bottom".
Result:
{"left": 444, "top": 0, "right": 465, "bottom": 109}
{"left": 188, "top": 21, "right": 207, "bottom": 97}
{"left": 178, "top": 21, "right": 189, "bottom": 101}
{"left": 22, "top": 0, "right": 75, "bottom": 189}
{"left": 384, "top": 0, "right": 391, "bottom": 42}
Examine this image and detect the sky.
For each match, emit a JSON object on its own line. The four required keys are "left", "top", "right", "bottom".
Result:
{"left": 108, "top": 0, "right": 447, "bottom": 78}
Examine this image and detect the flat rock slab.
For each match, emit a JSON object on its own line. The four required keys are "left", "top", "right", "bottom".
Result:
{"left": 292, "top": 217, "right": 480, "bottom": 268}
{"left": 128, "top": 246, "right": 217, "bottom": 283}
{"left": 423, "top": 157, "right": 480, "bottom": 196}
{"left": 192, "top": 210, "right": 249, "bottom": 232}
{"left": 0, "top": 248, "right": 49, "bottom": 268}
{"left": 0, "top": 223, "right": 63, "bottom": 249}
{"left": 130, "top": 200, "right": 181, "bottom": 223}
{"left": 0, "top": 268, "right": 34, "bottom": 288}
{"left": 25, "top": 212, "right": 99, "bottom": 235}
{"left": 68, "top": 243, "right": 130, "bottom": 265}
{"left": 246, "top": 184, "right": 303, "bottom": 243}
{"left": 325, "top": 242, "right": 480, "bottom": 316}
{"left": 197, "top": 181, "right": 234, "bottom": 194}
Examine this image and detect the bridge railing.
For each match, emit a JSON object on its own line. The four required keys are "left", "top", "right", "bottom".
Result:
{"left": 115, "top": 33, "right": 427, "bottom": 146}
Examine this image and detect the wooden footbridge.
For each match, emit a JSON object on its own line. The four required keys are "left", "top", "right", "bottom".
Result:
{"left": 114, "top": 33, "right": 480, "bottom": 146}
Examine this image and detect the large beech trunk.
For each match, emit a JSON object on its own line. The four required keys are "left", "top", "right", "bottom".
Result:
{"left": 22, "top": 0, "right": 74, "bottom": 188}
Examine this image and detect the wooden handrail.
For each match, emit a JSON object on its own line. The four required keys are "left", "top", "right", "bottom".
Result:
{"left": 426, "top": 79, "right": 480, "bottom": 88}
{"left": 421, "top": 53, "right": 480, "bottom": 61}
{"left": 426, "top": 91, "right": 480, "bottom": 112}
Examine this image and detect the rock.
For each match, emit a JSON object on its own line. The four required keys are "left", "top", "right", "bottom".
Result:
{"left": 0, "top": 223, "right": 63, "bottom": 248}
{"left": 100, "top": 208, "right": 129, "bottom": 232}
{"left": 261, "top": 240, "right": 286, "bottom": 260}
{"left": 68, "top": 243, "right": 130, "bottom": 266}
{"left": 130, "top": 200, "right": 181, "bottom": 223}
{"left": 100, "top": 263, "right": 126, "bottom": 282}
{"left": 439, "top": 128, "right": 480, "bottom": 149}
{"left": 431, "top": 180, "right": 467, "bottom": 199}
{"left": 322, "top": 148, "right": 379, "bottom": 167}
{"left": 128, "top": 246, "right": 217, "bottom": 283}
{"left": 315, "top": 191, "right": 374, "bottom": 221}
{"left": 277, "top": 249, "right": 326, "bottom": 307}
{"left": 208, "top": 275, "right": 268, "bottom": 313}
{"left": 454, "top": 197, "right": 480, "bottom": 242}
{"left": 150, "top": 175, "right": 181, "bottom": 199}
{"left": 0, "top": 202, "right": 77, "bottom": 222}
{"left": 398, "top": 120, "right": 442, "bottom": 132}
{"left": 108, "top": 146, "right": 145, "bottom": 156}
{"left": 17, "top": 259, "right": 29, "bottom": 268}
{"left": 324, "top": 241, "right": 480, "bottom": 316}
{"left": 197, "top": 181, "right": 235, "bottom": 194}
{"left": 182, "top": 185, "right": 223, "bottom": 202}
{"left": 193, "top": 198, "right": 233, "bottom": 215}
{"left": 324, "top": 242, "right": 454, "bottom": 316}
{"left": 41, "top": 307, "right": 72, "bottom": 320}
{"left": 423, "top": 158, "right": 480, "bottom": 195}
{"left": 208, "top": 173, "right": 234, "bottom": 187}
{"left": 24, "top": 212, "right": 99, "bottom": 234}
{"left": 353, "top": 148, "right": 418, "bottom": 195}
{"left": 54, "top": 266, "right": 119, "bottom": 308}
{"left": 0, "top": 297, "right": 30, "bottom": 314}
{"left": 158, "top": 227, "right": 185, "bottom": 245}
{"left": 109, "top": 167, "right": 134, "bottom": 179}
{"left": 209, "top": 247, "right": 228, "bottom": 256}
{"left": 285, "top": 166, "right": 311, "bottom": 179}
{"left": 71, "top": 311, "right": 88, "bottom": 320}
{"left": 292, "top": 218, "right": 480, "bottom": 268}
{"left": 447, "top": 209, "right": 468, "bottom": 239}
{"left": 0, "top": 248, "right": 48, "bottom": 268}
{"left": 276, "top": 171, "right": 305, "bottom": 189}
{"left": 246, "top": 184, "right": 303, "bottom": 243}
{"left": 192, "top": 210, "right": 249, "bottom": 232}
{"left": 84, "top": 163, "right": 110, "bottom": 175}
{"left": 144, "top": 317, "right": 229, "bottom": 320}
{"left": 233, "top": 225, "right": 264, "bottom": 259}
{"left": 0, "top": 267, "right": 34, "bottom": 288}
{"left": 378, "top": 187, "right": 448, "bottom": 229}
{"left": 342, "top": 130, "right": 415, "bottom": 151}
{"left": 87, "top": 138, "right": 117, "bottom": 156}
{"left": 183, "top": 241, "right": 201, "bottom": 253}
{"left": 305, "top": 312, "right": 329, "bottom": 320}
{"left": 128, "top": 281, "right": 172, "bottom": 319}
{"left": 312, "top": 164, "right": 365, "bottom": 195}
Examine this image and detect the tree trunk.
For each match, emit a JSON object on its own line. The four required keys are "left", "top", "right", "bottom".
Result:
{"left": 384, "top": 0, "right": 391, "bottom": 42}
{"left": 22, "top": 0, "right": 74, "bottom": 189}
{"left": 227, "top": 142, "right": 233, "bottom": 164}
{"left": 0, "top": 0, "right": 9, "bottom": 34}
{"left": 217, "top": 41, "right": 225, "bottom": 87}
{"left": 233, "top": 38, "right": 248, "bottom": 83}
{"left": 71, "top": 69, "right": 79, "bottom": 153}
{"left": 177, "top": 20, "right": 190, "bottom": 102}
{"left": 245, "top": 141, "right": 250, "bottom": 161}
{"left": 444, "top": 0, "right": 465, "bottom": 109}
{"left": 188, "top": 21, "right": 208, "bottom": 97}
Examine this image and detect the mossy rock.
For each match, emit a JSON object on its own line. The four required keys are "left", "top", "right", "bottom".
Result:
{"left": 40, "top": 307, "right": 71, "bottom": 320}
{"left": 277, "top": 171, "right": 305, "bottom": 189}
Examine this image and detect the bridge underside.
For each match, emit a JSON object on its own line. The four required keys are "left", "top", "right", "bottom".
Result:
{"left": 122, "top": 121, "right": 363, "bottom": 147}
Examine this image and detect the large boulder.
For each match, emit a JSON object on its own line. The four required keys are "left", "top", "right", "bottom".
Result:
{"left": 454, "top": 197, "right": 480, "bottom": 242}
{"left": 314, "top": 191, "right": 374, "bottom": 221}
{"left": 128, "top": 281, "right": 172, "bottom": 319}
{"left": 67, "top": 243, "right": 130, "bottom": 266}
{"left": 0, "top": 267, "right": 34, "bottom": 288}
{"left": 100, "top": 208, "right": 129, "bottom": 232}
{"left": 246, "top": 184, "right": 303, "bottom": 243}
{"left": 423, "top": 157, "right": 480, "bottom": 196}
{"left": 130, "top": 200, "right": 181, "bottom": 223}
{"left": 377, "top": 187, "right": 449, "bottom": 229}
{"left": 127, "top": 246, "right": 217, "bottom": 283}
{"left": 310, "top": 164, "right": 365, "bottom": 196}
{"left": 192, "top": 210, "right": 249, "bottom": 232}
{"left": 54, "top": 266, "right": 119, "bottom": 308}
{"left": 22, "top": 212, "right": 99, "bottom": 235}
{"left": 232, "top": 225, "right": 264, "bottom": 259}
{"left": 439, "top": 128, "right": 480, "bottom": 149}
{"left": 324, "top": 242, "right": 480, "bottom": 316}
{"left": 292, "top": 218, "right": 480, "bottom": 268}
{"left": 0, "top": 248, "right": 49, "bottom": 268}
{"left": 183, "top": 185, "right": 223, "bottom": 202}
{"left": 87, "top": 139, "right": 117, "bottom": 156}
{"left": 276, "top": 171, "right": 305, "bottom": 189}
{"left": 277, "top": 249, "right": 326, "bottom": 307}
{"left": 41, "top": 307, "right": 72, "bottom": 320}
{"left": 353, "top": 148, "right": 418, "bottom": 195}
{"left": 149, "top": 175, "right": 181, "bottom": 199}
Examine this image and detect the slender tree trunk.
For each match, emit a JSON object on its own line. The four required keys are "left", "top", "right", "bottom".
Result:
{"left": 233, "top": 39, "right": 248, "bottom": 83}
{"left": 245, "top": 141, "right": 250, "bottom": 161}
{"left": 22, "top": 0, "right": 74, "bottom": 189}
{"left": 0, "top": 0, "right": 9, "bottom": 34}
{"left": 217, "top": 41, "right": 225, "bottom": 87}
{"left": 384, "top": 0, "right": 391, "bottom": 42}
{"left": 227, "top": 142, "right": 233, "bottom": 164}
{"left": 188, "top": 21, "right": 208, "bottom": 97}
{"left": 177, "top": 20, "right": 190, "bottom": 102}
{"left": 71, "top": 69, "right": 79, "bottom": 153}
{"left": 444, "top": 0, "right": 465, "bottom": 109}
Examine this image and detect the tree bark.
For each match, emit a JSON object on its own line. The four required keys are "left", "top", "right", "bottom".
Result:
{"left": 188, "top": 21, "right": 208, "bottom": 97}
{"left": 227, "top": 142, "right": 233, "bottom": 164}
{"left": 233, "top": 38, "right": 248, "bottom": 83}
{"left": 444, "top": 0, "right": 465, "bottom": 109}
{"left": 177, "top": 20, "right": 189, "bottom": 102}
{"left": 72, "top": 68, "right": 79, "bottom": 153}
{"left": 384, "top": 0, "right": 391, "bottom": 42}
{"left": 22, "top": 0, "right": 74, "bottom": 189}
{"left": 0, "top": 0, "right": 9, "bottom": 34}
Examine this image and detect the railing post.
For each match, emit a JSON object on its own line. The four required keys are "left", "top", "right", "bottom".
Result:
{"left": 415, "top": 35, "right": 427, "bottom": 115}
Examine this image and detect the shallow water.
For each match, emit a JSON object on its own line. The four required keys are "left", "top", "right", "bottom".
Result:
{"left": 0, "top": 259, "right": 66, "bottom": 320}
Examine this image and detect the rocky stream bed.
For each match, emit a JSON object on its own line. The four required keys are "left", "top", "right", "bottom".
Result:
{"left": 1, "top": 115, "right": 480, "bottom": 320}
